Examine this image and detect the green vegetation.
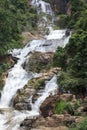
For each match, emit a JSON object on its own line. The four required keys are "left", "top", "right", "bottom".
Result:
{"left": 29, "top": 78, "right": 45, "bottom": 90}
{"left": 70, "top": 118, "right": 87, "bottom": 130}
{"left": 55, "top": 100, "right": 67, "bottom": 114}
{"left": 53, "top": 47, "right": 67, "bottom": 70}
{"left": 78, "top": 118, "right": 87, "bottom": 130}
{"left": 0, "top": 0, "right": 38, "bottom": 55}
{"left": 53, "top": 0, "right": 87, "bottom": 96}
{"left": 34, "top": 79, "right": 45, "bottom": 90}
{"left": 55, "top": 99, "right": 82, "bottom": 116}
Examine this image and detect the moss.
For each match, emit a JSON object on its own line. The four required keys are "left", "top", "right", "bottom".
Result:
{"left": 28, "top": 78, "right": 45, "bottom": 90}
{"left": 34, "top": 79, "right": 45, "bottom": 90}
{"left": 26, "top": 52, "right": 53, "bottom": 73}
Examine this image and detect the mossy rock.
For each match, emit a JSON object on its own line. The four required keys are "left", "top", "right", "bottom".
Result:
{"left": 28, "top": 78, "right": 45, "bottom": 90}
{"left": 25, "top": 52, "right": 53, "bottom": 73}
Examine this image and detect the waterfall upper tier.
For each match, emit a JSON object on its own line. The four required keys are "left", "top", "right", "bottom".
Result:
{"left": 31, "top": 0, "right": 53, "bottom": 16}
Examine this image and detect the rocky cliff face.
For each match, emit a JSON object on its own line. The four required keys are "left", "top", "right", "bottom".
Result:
{"left": 44, "top": 0, "right": 71, "bottom": 15}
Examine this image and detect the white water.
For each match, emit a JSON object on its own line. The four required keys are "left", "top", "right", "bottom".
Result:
{"left": 2, "top": 75, "right": 58, "bottom": 130}
{"left": 31, "top": 0, "right": 53, "bottom": 16}
{"left": 0, "top": 0, "right": 71, "bottom": 129}
{"left": 32, "top": 75, "right": 58, "bottom": 111}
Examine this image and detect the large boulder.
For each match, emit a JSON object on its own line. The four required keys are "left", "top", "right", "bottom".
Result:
{"left": 40, "top": 95, "right": 59, "bottom": 117}
{"left": 24, "top": 52, "right": 54, "bottom": 73}
{"left": 13, "top": 88, "right": 35, "bottom": 110}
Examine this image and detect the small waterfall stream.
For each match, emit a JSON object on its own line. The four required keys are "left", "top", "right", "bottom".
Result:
{"left": 0, "top": 0, "right": 71, "bottom": 129}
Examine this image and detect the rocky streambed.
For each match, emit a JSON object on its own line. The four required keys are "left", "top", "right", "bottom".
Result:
{"left": 12, "top": 53, "right": 87, "bottom": 130}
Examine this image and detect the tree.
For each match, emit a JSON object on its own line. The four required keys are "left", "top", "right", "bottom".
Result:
{"left": 53, "top": 47, "right": 67, "bottom": 70}
{"left": 0, "top": 0, "right": 38, "bottom": 55}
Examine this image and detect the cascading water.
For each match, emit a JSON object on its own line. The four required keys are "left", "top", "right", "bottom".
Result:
{"left": 31, "top": 0, "right": 53, "bottom": 16}
{"left": 0, "top": 0, "right": 71, "bottom": 129}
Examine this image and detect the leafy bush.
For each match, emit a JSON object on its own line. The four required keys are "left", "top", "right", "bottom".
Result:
{"left": 55, "top": 15, "right": 69, "bottom": 28}
{"left": 34, "top": 79, "right": 45, "bottom": 90}
{"left": 66, "top": 103, "right": 74, "bottom": 115}
{"left": 55, "top": 100, "right": 67, "bottom": 114}
{"left": 53, "top": 47, "right": 67, "bottom": 70}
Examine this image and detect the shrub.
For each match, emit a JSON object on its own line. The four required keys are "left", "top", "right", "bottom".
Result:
{"left": 78, "top": 118, "right": 87, "bottom": 130}
{"left": 55, "top": 100, "right": 67, "bottom": 114}
{"left": 34, "top": 79, "right": 45, "bottom": 90}
{"left": 66, "top": 103, "right": 74, "bottom": 115}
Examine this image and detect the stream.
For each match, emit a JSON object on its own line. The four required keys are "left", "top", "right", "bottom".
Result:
{"left": 0, "top": 0, "right": 71, "bottom": 130}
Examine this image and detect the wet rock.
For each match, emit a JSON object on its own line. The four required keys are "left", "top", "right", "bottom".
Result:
{"left": 13, "top": 67, "right": 60, "bottom": 110}
{"left": 20, "top": 118, "right": 37, "bottom": 128}
{"left": 65, "top": 29, "right": 70, "bottom": 36}
{"left": 13, "top": 88, "right": 35, "bottom": 110}
{"left": 40, "top": 95, "right": 59, "bottom": 117}
{"left": 32, "top": 92, "right": 41, "bottom": 103}
{"left": 0, "top": 91, "right": 1, "bottom": 98}
{"left": 14, "top": 102, "right": 31, "bottom": 110}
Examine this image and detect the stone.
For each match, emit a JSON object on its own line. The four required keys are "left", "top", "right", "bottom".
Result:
{"left": 20, "top": 118, "right": 37, "bottom": 128}
{"left": 45, "top": 117, "right": 59, "bottom": 127}
{"left": 76, "top": 116, "right": 84, "bottom": 123}
{"left": 38, "top": 126, "right": 69, "bottom": 130}
{"left": 13, "top": 88, "right": 35, "bottom": 110}
{"left": 14, "top": 102, "right": 31, "bottom": 110}
{"left": 65, "top": 29, "right": 70, "bottom": 36}
{"left": 60, "top": 94, "right": 73, "bottom": 101}
{"left": 52, "top": 114, "right": 64, "bottom": 122}
{"left": 40, "top": 95, "right": 59, "bottom": 117}
{"left": 24, "top": 52, "right": 54, "bottom": 73}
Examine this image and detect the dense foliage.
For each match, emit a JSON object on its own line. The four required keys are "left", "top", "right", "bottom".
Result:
{"left": 0, "top": 0, "right": 38, "bottom": 55}
{"left": 71, "top": 118, "right": 87, "bottom": 130}
{"left": 53, "top": 0, "right": 87, "bottom": 95}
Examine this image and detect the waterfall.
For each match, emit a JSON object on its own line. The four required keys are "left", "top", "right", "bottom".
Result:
{"left": 31, "top": 0, "right": 53, "bottom": 16}
{"left": 2, "top": 75, "right": 58, "bottom": 130}
{"left": 0, "top": 0, "right": 71, "bottom": 129}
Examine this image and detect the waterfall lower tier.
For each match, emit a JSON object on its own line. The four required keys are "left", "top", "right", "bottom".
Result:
{"left": 0, "top": 75, "right": 58, "bottom": 130}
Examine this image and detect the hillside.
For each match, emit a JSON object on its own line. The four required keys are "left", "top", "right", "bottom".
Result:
{"left": 0, "top": 0, "right": 87, "bottom": 130}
